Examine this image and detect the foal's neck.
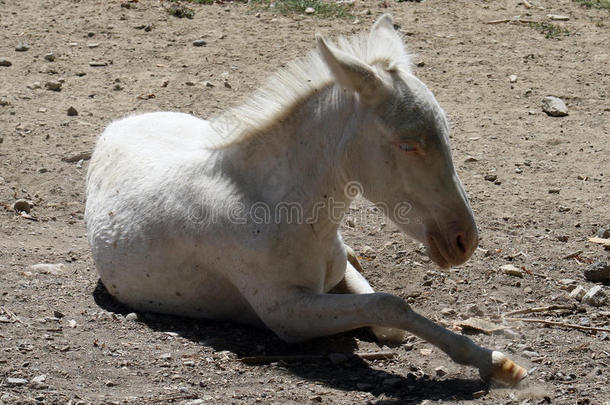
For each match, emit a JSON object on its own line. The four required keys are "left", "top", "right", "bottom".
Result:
{"left": 222, "top": 85, "right": 362, "bottom": 235}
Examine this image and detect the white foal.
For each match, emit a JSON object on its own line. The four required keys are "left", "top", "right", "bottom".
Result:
{"left": 85, "top": 14, "right": 526, "bottom": 386}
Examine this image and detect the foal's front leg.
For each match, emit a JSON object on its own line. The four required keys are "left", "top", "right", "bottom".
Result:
{"left": 331, "top": 246, "right": 405, "bottom": 343}
{"left": 244, "top": 275, "right": 526, "bottom": 386}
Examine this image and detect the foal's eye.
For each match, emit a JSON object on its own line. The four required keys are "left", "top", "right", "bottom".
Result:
{"left": 394, "top": 142, "right": 421, "bottom": 154}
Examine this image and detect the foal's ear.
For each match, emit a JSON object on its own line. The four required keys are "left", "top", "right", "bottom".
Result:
{"left": 316, "top": 34, "right": 391, "bottom": 104}
{"left": 369, "top": 14, "right": 409, "bottom": 66}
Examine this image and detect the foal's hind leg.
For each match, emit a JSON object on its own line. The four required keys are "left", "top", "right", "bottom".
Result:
{"left": 330, "top": 245, "right": 405, "bottom": 343}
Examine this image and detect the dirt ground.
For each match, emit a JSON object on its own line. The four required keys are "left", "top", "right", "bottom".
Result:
{"left": 1, "top": 0, "right": 609, "bottom": 404}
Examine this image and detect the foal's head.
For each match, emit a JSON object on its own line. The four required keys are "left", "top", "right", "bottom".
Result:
{"left": 318, "top": 14, "right": 478, "bottom": 268}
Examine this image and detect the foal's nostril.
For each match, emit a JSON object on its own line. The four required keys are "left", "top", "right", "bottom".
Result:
{"left": 456, "top": 233, "right": 467, "bottom": 254}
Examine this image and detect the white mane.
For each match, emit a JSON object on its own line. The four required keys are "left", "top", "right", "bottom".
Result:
{"left": 210, "top": 30, "right": 413, "bottom": 148}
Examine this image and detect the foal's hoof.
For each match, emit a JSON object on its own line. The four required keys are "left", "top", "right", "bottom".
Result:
{"left": 486, "top": 351, "right": 527, "bottom": 387}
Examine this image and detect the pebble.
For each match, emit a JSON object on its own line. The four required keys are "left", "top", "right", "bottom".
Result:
{"left": 27, "top": 82, "right": 42, "bottom": 90}
{"left": 484, "top": 174, "right": 497, "bottom": 182}
{"left": 87, "top": 43, "right": 99, "bottom": 48}
{"left": 466, "top": 304, "right": 484, "bottom": 317}
{"left": 44, "top": 53, "right": 55, "bottom": 62}
{"left": 45, "top": 81, "right": 62, "bottom": 91}
{"left": 501, "top": 264, "right": 524, "bottom": 277}
{"left": 7, "top": 377, "right": 28, "bottom": 386}
{"left": 598, "top": 226, "right": 610, "bottom": 239}
{"left": 569, "top": 286, "right": 586, "bottom": 301}
{"left": 192, "top": 39, "right": 207, "bottom": 47}
{"left": 523, "top": 350, "right": 540, "bottom": 359}
{"left": 547, "top": 14, "right": 569, "bottom": 21}
{"left": 185, "top": 401, "right": 205, "bottom": 405}
{"left": 204, "top": 81, "right": 215, "bottom": 88}
{"left": 548, "top": 188, "right": 561, "bottom": 194}
{"left": 434, "top": 366, "right": 448, "bottom": 377}
{"left": 361, "top": 245, "right": 376, "bottom": 258}
{"left": 89, "top": 61, "right": 108, "bottom": 67}
{"left": 125, "top": 312, "right": 138, "bottom": 321}
{"left": 305, "top": 7, "right": 315, "bottom": 14}
{"left": 509, "top": 74, "right": 517, "bottom": 83}
{"left": 0, "top": 58, "right": 12, "bottom": 67}
{"left": 542, "top": 96, "right": 568, "bottom": 117}
{"left": 30, "top": 375, "right": 47, "bottom": 390}
{"left": 13, "top": 199, "right": 33, "bottom": 213}
{"left": 441, "top": 307, "right": 456, "bottom": 316}
{"left": 582, "top": 286, "right": 607, "bottom": 307}
{"left": 67, "top": 106, "right": 78, "bottom": 116}
{"left": 583, "top": 261, "right": 610, "bottom": 283}
{"left": 159, "top": 353, "right": 172, "bottom": 360}
{"left": 15, "top": 43, "right": 30, "bottom": 52}
{"left": 30, "top": 263, "right": 65, "bottom": 275}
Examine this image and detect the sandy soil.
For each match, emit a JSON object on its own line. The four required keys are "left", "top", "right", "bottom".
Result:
{"left": 0, "top": 0, "right": 608, "bottom": 404}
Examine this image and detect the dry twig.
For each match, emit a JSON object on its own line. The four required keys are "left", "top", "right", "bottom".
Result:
{"left": 503, "top": 304, "right": 577, "bottom": 317}
{"left": 505, "top": 317, "right": 610, "bottom": 333}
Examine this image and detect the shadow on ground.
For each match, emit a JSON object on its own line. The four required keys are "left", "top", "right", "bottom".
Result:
{"left": 93, "top": 280, "right": 488, "bottom": 403}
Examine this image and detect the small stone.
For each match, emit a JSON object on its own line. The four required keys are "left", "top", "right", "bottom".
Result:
{"left": 569, "top": 286, "right": 586, "bottom": 301}
{"left": 361, "top": 245, "right": 376, "bottom": 258}
{"left": 27, "top": 81, "right": 42, "bottom": 90}
{"left": 30, "top": 375, "right": 47, "bottom": 390}
{"left": 53, "top": 310, "right": 64, "bottom": 318}
{"left": 68, "top": 319, "right": 77, "bottom": 328}
{"left": 435, "top": 366, "right": 448, "bottom": 377}
{"left": 45, "top": 81, "right": 62, "bottom": 91}
{"left": 441, "top": 307, "right": 456, "bottom": 316}
{"left": 89, "top": 61, "right": 108, "bottom": 67}
{"left": 305, "top": 7, "right": 315, "bottom": 14}
{"left": 67, "top": 106, "right": 78, "bottom": 116}
{"left": 125, "top": 312, "right": 138, "bottom": 321}
{"left": 466, "top": 304, "right": 484, "bottom": 317}
{"left": 542, "top": 96, "right": 568, "bottom": 117}
{"left": 523, "top": 350, "right": 539, "bottom": 359}
{"left": 582, "top": 286, "right": 607, "bottom": 307}
{"left": 583, "top": 262, "right": 610, "bottom": 283}
{"left": 87, "top": 43, "right": 99, "bottom": 48}
{"left": 548, "top": 188, "right": 561, "bottom": 194}
{"left": 472, "top": 390, "right": 487, "bottom": 399}
{"left": 204, "top": 81, "right": 214, "bottom": 88}
{"left": 159, "top": 353, "right": 172, "bottom": 360}
{"left": 30, "top": 263, "right": 65, "bottom": 275}
{"left": 185, "top": 400, "right": 205, "bottom": 405}
{"left": 598, "top": 226, "right": 610, "bottom": 239}
{"left": 328, "top": 353, "right": 348, "bottom": 365}
{"left": 255, "top": 12, "right": 261, "bottom": 18}
{"left": 113, "top": 83, "right": 123, "bottom": 91}
{"left": 185, "top": 81, "right": 195, "bottom": 86}
{"left": 0, "top": 58, "right": 12, "bottom": 67}
{"left": 484, "top": 174, "right": 497, "bottom": 182}
{"left": 501, "top": 264, "right": 524, "bottom": 277}
{"left": 464, "top": 156, "right": 478, "bottom": 162}
{"left": 192, "top": 39, "right": 207, "bottom": 47}
{"left": 105, "top": 380, "right": 115, "bottom": 387}
{"left": 547, "top": 14, "right": 569, "bottom": 21}
{"left": 223, "top": 80, "right": 231, "bottom": 89}
{"left": 15, "top": 43, "right": 30, "bottom": 52}
{"left": 7, "top": 377, "right": 28, "bottom": 386}
{"left": 13, "top": 199, "right": 33, "bottom": 213}
{"left": 509, "top": 74, "right": 517, "bottom": 83}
